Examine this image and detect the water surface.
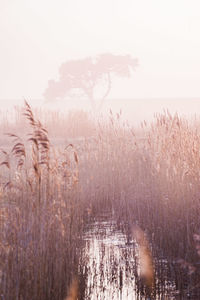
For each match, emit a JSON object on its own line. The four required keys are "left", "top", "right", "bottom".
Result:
{"left": 81, "top": 214, "right": 180, "bottom": 299}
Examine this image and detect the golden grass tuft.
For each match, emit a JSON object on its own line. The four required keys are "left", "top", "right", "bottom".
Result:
{"left": 65, "top": 278, "right": 79, "bottom": 300}
{"left": 133, "top": 226, "right": 154, "bottom": 292}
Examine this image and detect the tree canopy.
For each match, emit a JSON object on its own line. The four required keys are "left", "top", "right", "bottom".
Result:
{"left": 44, "top": 53, "right": 138, "bottom": 111}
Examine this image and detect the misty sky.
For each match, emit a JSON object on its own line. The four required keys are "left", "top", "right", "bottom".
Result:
{"left": 0, "top": 0, "right": 200, "bottom": 108}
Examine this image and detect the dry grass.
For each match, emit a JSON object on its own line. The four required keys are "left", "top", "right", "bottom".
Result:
{"left": 0, "top": 102, "right": 84, "bottom": 300}
{"left": 77, "top": 109, "right": 200, "bottom": 295}
{"left": 1, "top": 104, "right": 200, "bottom": 298}
{"left": 0, "top": 106, "right": 95, "bottom": 143}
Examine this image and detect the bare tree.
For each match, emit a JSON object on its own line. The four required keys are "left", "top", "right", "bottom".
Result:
{"left": 44, "top": 53, "right": 138, "bottom": 111}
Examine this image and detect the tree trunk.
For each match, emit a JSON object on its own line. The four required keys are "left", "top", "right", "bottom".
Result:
{"left": 98, "top": 72, "right": 111, "bottom": 112}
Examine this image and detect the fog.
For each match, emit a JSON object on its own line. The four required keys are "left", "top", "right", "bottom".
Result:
{"left": 0, "top": 0, "right": 200, "bottom": 124}
{"left": 2, "top": 2, "right": 200, "bottom": 298}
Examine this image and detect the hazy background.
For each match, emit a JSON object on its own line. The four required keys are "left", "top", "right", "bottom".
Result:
{"left": 1, "top": 0, "right": 200, "bottom": 123}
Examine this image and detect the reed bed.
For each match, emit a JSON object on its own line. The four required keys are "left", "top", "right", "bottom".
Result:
{"left": 77, "top": 109, "right": 200, "bottom": 296}
{"left": 1, "top": 103, "right": 200, "bottom": 298}
{"left": 0, "top": 102, "right": 85, "bottom": 300}
{"left": 0, "top": 106, "right": 95, "bottom": 148}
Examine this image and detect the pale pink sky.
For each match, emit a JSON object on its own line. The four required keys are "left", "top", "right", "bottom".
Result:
{"left": 0, "top": 0, "right": 200, "bottom": 109}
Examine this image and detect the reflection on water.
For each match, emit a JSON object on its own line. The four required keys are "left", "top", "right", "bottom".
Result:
{"left": 83, "top": 218, "right": 137, "bottom": 299}
{"left": 81, "top": 214, "right": 180, "bottom": 299}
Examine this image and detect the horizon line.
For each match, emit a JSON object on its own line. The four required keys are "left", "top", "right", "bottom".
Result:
{"left": 0, "top": 97, "right": 200, "bottom": 101}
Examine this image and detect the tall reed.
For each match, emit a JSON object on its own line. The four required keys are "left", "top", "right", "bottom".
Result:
{"left": 0, "top": 102, "right": 84, "bottom": 300}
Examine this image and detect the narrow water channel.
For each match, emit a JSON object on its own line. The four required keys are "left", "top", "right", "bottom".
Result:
{"left": 81, "top": 214, "right": 181, "bottom": 300}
